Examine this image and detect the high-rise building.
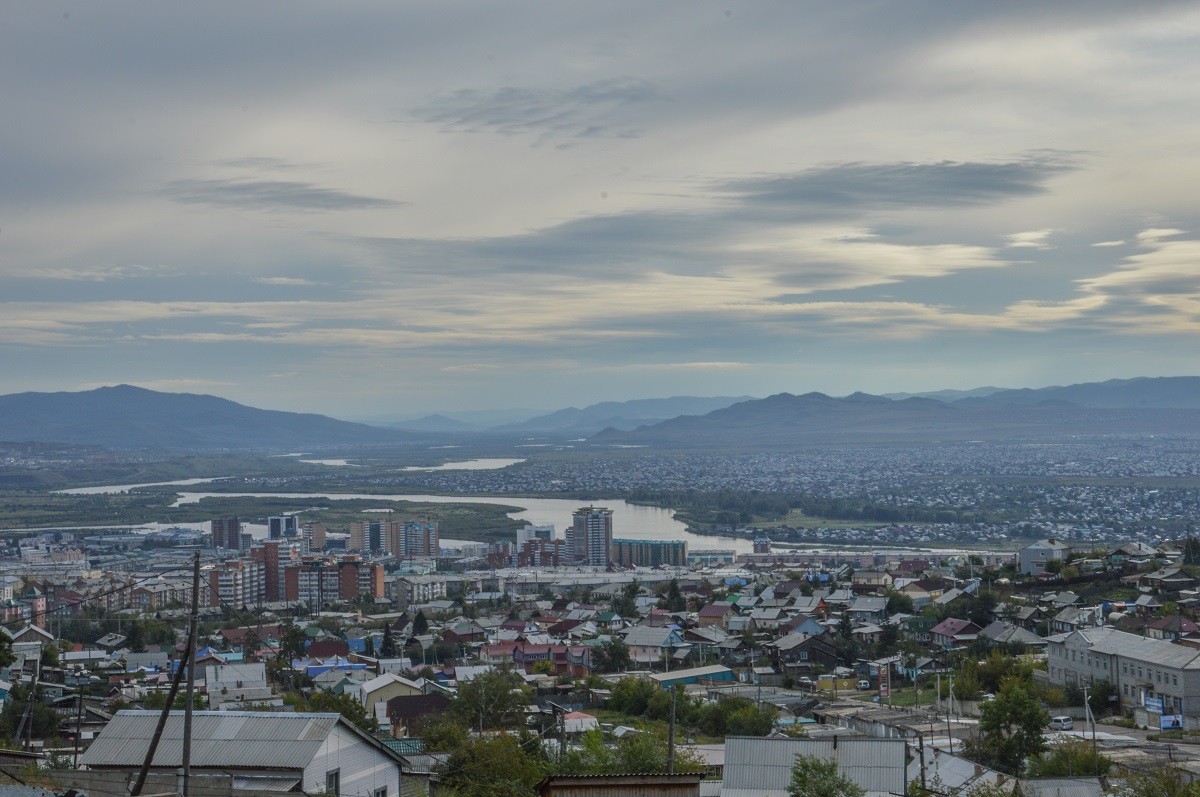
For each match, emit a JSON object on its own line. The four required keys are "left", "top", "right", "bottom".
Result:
{"left": 612, "top": 538, "right": 687, "bottom": 568}
{"left": 207, "top": 559, "right": 265, "bottom": 608}
{"left": 403, "top": 521, "right": 439, "bottom": 557}
{"left": 516, "top": 524, "right": 555, "bottom": 548}
{"left": 349, "top": 519, "right": 386, "bottom": 553}
{"left": 567, "top": 506, "right": 613, "bottom": 567}
{"left": 518, "top": 538, "right": 564, "bottom": 567}
{"left": 211, "top": 517, "right": 242, "bottom": 550}
{"left": 268, "top": 515, "right": 299, "bottom": 539}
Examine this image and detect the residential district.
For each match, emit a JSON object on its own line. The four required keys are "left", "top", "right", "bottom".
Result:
{"left": 3, "top": 508, "right": 1200, "bottom": 797}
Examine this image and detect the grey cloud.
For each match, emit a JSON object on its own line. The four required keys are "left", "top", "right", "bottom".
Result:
{"left": 414, "top": 77, "right": 659, "bottom": 140}
{"left": 714, "top": 154, "right": 1082, "bottom": 210}
{"left": 163, "top": 179, "right": 401, "bottom": 211}
{"left": 359, "top": 211, "right": 722, "bottom": 279}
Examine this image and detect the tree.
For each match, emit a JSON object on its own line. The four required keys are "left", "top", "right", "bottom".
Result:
{"left": 40, "top": 643, "right": 59, "bottom": 668}
{"left": 438, "top": 733, "right": 545, "bottom": 797}
{"left": 1025, "top": 740, "right": 1111, "bottom": 777}
{"left": 612, "top": 581, "right": 640, "bottom": 618}
{"left": 380, "top": 625, "right": 397, "bottom": 658}
{"left": 363, "top": 635, "right": 376, "bottom": 657}
{"left": 279, "top": 621, "right": 307, "bottom": 662}
{"left": 126, "top": 620, "right": 146, "bottom": 653}
{"left": 591, "top": 638, "right": 633, "bottom": 674}
{"left": 968, "top": 682, "right": 1049, "bottom": 774}
{"left": 412, "top": 610, "right": 429, "bottom": 636}
{"left": 450, "top": 669, "right": 529, "bottom": 731}
{"left": 660, "top": 580, "right": 686, "bottom": 612}
{"left": 788, "top": 754, "right": 865, "bottom": 797}
{"left": 885, "top": 589, "right": 914, "bottom": 615}
{"left": 557, "top": 727, "right": 704, "bottom": 775}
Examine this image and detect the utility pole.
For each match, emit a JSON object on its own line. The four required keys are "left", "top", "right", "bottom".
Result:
{"left": 667, "top": 687, "right": 677, "bottom": 775}
{"left": 73, "top": 686, "right": 84, "bottom": 767}
{"left": 182, "top": 550, "right": 200, "bottom": 797}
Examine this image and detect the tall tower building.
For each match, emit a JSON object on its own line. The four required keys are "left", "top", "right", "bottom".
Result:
{"left": 567, "top": 506, "right": 613, "bottom": 567}
{"left": 211, "top": 517, "right": 242, "bottom": 550}
{"left": 268, "top": 515, "right": 299, "bottom": 540}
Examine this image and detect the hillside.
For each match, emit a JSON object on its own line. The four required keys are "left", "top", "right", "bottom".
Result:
{"left": 591, "top": 389, "right": 1200, "bottom": 447}
{"left": 496, "top": 395, "right": 754, "bottom": 434}
{"left": 0, "top": 385, "right": 421, "bottom": 450}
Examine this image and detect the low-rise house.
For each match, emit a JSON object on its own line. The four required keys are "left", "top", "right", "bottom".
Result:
{"left": 849, "top": 596, "right": 888, "bottom": 623}
{"left": 769, "top": 632, "right": 838, "bottom": 674}
{"left": 623, "top": 626, "right": 687, "bottom": 666}
{"left": 1142, "top": 566, "right": 1197, "bottom": 594}
{"left": 929, "top": 618, "right": 981, "bottom": 649}
{"left": 80, "top": 711, "right": 403, "bottom": 796}
{"left": 978, "top": 620, "right": 1046, "bottom": 649}
{"left": 1020, "top": 539, "right": 1071, "bottom": 576}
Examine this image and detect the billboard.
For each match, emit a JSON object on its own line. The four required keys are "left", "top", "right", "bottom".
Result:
{"left": 879, "top": 666, "right": 890, "bottom": 699}
{"left": 1145, "top": 696, "right": 1164, "bottom": 714}
{"left": 1162, "top": 714, "right": 1185, "bottom": 730}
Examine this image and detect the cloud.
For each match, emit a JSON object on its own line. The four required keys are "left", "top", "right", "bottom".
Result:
{"left": 35, "top": 265, "right": 153, "bottom": 281}
{"left": 414, "top": 77, "right": 659, "bottom": 140}
{"left": 162, "top": 179, "right": 400, "bottom": 211}
{"left": 256, "top": 276, "right": 317, "bottom": 286}
{"left": 713, "top": 154, "right": 1081, "bottom": 211}
{"left": 1091, "top": 240, "right": 1126, "bottom": 247}
{"left": 1006, "top": 229, "right": 1055, "bottom": 249}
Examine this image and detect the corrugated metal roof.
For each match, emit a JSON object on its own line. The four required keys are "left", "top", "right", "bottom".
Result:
{"left": 81, "top": 711, "right": 340, "bottom": 770}
{"left": 721, "top": 736, "right": 907, "bottom": 797}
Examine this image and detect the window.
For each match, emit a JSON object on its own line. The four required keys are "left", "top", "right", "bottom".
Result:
{"left": 374, "top": 789, "right": 387, "bottom": 797}
{"left": 1174, "top": 675, "right": 1179, "bottom": 686}
{"left": 326, "top": 770, "right": 340, "bottom": 796}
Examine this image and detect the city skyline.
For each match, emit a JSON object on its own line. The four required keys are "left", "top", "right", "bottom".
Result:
{"left": 4, "top": 3, "right": 1200, "bottom": 417}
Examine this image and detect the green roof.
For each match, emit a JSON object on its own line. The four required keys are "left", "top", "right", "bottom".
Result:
{"left": 381, "top": 737, "right": 426, "bottom": 755}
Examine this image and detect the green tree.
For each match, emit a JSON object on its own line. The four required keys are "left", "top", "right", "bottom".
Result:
{"left": 557, "top": 727, "right": 704, "bottom": 775}
{"left": 592, "top": 638, "right": 633, "bottom": 674}
{"left": 412, "top": 610, "right": 429, "bottom": 636}
{"left": 279, "top": 621, "right": 307, "bottom": 661}
{"left": 1117, "top": 765, "right": 1200, "bottom": 797}
{"left": 126, "top": 620, "right": 146, "bottom": 653}
{"left": 450, "top": 669, "right": 529, "bottom": 731}
{"left": 660, "top": 580, "right": 686, "bottom": 613}
{"left": 612, "top": 581, "right": 640, "bottom": 619}
{"left": 969, "top": 682, "right": 1049, "bottom": 774}
{"left": 608, "top": 677, "right": 656, "bottom": 716}
{"left": 788, "top": 754, "right": 865, "bottom": 797}
{"left": 380, "top": 625, "right": 397, "bottom": 658}
{"left": 1025, "top": 740, "right": 1111, "bottom": 777}
{"left": 40, "top": 644, "right": 59, "bottom": 668}
{"left": 885, "top": 589, "right": 914, "bottom": 615}
{"left": 438, "top": 732, "right": 545, "bottom": 797}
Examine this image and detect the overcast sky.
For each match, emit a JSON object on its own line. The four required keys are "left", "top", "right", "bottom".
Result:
{"left": 3, "top": 2, "right": 1200, "bottom": 418}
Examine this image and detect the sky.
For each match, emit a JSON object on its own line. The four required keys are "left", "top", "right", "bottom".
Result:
{"left": 3, "top": 2, "right": 1200, "bottom": 419}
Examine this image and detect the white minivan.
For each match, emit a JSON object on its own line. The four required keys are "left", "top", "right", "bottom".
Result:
{"left": 857, "top": 679, "right": 872, "bottom": 690}
{"left": 1049, "top": 716, "right": 1074, "bottom": 731}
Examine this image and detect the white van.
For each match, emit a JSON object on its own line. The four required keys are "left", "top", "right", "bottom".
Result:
{"left": 1049, "top": 716, "right": 1074, "bottom": 731}
{"left": 857, "top": 679, "right": 872, "bottom": 690}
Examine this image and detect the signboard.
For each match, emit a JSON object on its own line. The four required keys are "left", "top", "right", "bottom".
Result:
{"left": 1145, "top": 696, "right": 1164, "bottom": 713}
{"left": 1161, "top": 714, "right": 1185, "bottom": 730}
{"left": 879, "top": 666, "right": 891, "bottom": 699}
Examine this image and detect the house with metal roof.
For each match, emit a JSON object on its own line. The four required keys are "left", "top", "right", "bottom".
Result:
{"left": 721, "top": 736, "right": 907, "bottom": 797}
{"left": 80, "top": 711, "right": 403, "bottom": 797}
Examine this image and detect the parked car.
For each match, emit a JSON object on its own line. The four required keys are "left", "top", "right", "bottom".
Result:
{"left": 1049, "top": 716, "right": 1074, "bottom": 731}
{"left": 797, "top": 676, "right": 814, "bottom": 688}
{"left": 857, "top": 679, "right": 872, "bottom": 690}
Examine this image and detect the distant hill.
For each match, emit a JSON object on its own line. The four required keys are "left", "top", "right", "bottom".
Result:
{"left": 389, "top": 414, "right": 481, "bottom": 433}
{"left": 883, "top": 386, "right": 1007, "bottom": 402}
{"left": 592, "top": 386, "right": 1200, "bottom": 447}
{"left": 496, "top": 395, "right": 755, "bottom": 435}
{"left": 0, "top": 385, "right": 421, "bottom": 450}
{"left": 956, "top": 376, "right": 1200, "bottom": 409}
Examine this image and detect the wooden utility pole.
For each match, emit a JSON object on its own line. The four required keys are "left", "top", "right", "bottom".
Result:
{"left": 182, "top": 550, "right": 200, "bottom": 797}
{"left": 667, "top": 687, "right": 677, "bottom": 774}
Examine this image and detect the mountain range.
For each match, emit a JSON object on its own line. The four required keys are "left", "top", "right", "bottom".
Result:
{"left": 0, "top": 384, "right": 418, "bottom": 450}
{"left": 592, "top": 377, "right": 1200, "bottom": 447}
{"left": 1, "top": 377, "right": 1198, "bottom": 450}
